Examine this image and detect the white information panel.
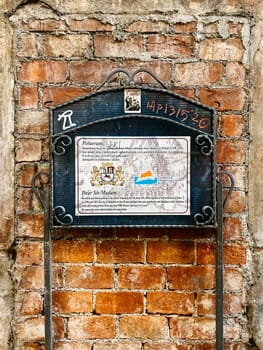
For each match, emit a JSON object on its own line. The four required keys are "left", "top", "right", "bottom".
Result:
{"left": 75, "top": 136, "right": 190, "bottom": 216}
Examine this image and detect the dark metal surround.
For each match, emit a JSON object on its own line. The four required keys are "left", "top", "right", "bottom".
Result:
{"left": 50, "top": 69, "right": 217, "bottom": 228}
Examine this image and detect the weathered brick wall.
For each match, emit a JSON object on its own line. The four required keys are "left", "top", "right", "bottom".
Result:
{"left": 0, "top": 0, "right": 261, "bottom": 349}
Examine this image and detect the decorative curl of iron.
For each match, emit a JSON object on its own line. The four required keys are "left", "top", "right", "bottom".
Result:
{"left": 217, "top": 170, "right": 235, "bottom": 208}
{"left": 52, "top": 135, "right": 72, "bottom": 156}
{"left": 96, "top": 68, "right": 167, "bottom": 90}
{"left": 53, "top": 206, "right": 73, "bottom": 226}
{"left": 195, "top": 134, "right": 214, "bottom": 156}
{"left": 194, "top": 205, "right": 215, "bottom": 226}
{"left": 31, "top": 172, "right": 50, "bottom": 209}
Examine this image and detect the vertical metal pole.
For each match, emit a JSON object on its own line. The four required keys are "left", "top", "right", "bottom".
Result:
{"left": 216, "top": 180, "right": 224, "bottom": 350}
{"left": 32, "top": 172, "right": 53, "bottom": 350}
{"left": 43, "top": 188, "right": 53, "bottom": 350}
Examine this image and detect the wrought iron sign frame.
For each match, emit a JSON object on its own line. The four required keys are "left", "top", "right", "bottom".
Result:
{"left": 32, "top": 69, "right": 234, "bottom": 350}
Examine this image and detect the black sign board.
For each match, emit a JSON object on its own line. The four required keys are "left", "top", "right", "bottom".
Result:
{"left": 50, "top": 84, "right": 216, "bottom": 228}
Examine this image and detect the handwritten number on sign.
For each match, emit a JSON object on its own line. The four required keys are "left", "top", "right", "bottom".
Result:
{"left": 57, "top": 110, "right": 77, "bottom": 130}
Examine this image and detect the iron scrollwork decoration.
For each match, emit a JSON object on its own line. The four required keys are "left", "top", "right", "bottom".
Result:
{"left": 195, "top": 134, "right": 214, "bottom": 156}
{"left": 31, "top": 172, "right": 50, "bottom": 209}
{"left": 53, "top": 206, "right": 73, "bottom": 226}
{"left": 217, "top": 170, "right": 235, "bottom": 208}
{"left": 194, "top": 205, "right": 215, "bottom": 226}
{"left": 96, "top": 68, "right": 167, "bottom": 90}
{"left": 52, "top": 135, "right": 72, "bottom": 156}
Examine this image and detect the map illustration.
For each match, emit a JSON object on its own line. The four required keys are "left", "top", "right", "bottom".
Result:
{"left": 75, "top": 136, "right": 190, "bottom": 216}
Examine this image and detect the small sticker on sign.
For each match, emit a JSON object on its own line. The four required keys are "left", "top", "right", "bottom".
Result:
{"left": 124, "top": 89, "right": 141, "bottom": 113}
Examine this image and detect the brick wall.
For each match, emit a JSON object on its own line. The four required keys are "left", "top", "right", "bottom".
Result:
{"left": 11, "top": 2, "right": 251, "bottom": 349}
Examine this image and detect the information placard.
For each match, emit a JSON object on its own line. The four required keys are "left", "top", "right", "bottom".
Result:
{"left": 75, "top": 136, "right": 190, "bottom": 216}
{"left": 51, "top": 86, "right": 216, "bottom": 227}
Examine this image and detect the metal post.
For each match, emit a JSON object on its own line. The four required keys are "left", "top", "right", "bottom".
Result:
{"left": 216, "top": 171, "right": 234, "bottom": 350}
{"left": 32, "top": 172, "right": 53, "bottom": 350}
{"left": 216, "top": 180, "right": 224, "bottom": 350}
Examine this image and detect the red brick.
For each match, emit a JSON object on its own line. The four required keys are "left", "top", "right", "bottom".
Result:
{"left": 144, "top": 343, "right": 194, "bottom": 350}
{"left": 53, "top": 291, "right": 92, "bottom": 313}
{"left": 118, "top": 266, "right": 166, "bottom": 289}
{"left": 16, "top": 317, "right": 45, "bottom": 341}
{"left": 121, "top": 60, "right": 172, "bottom": 84}
{"left": 19, "top": 61, "right": 67, "bottom": 83}
{"left": 221, "top": 114, "right": 245, "bottom": 137}
{"left": 147, "top": 34, "right": 194, "bottom": 58}
{"left": 52, "top": 240, "right": 93, "bottom": 263}
{"left": 68, "top": 316, "right": 116, "bottom": 339}
{"left": 225, "top": 63, "right": 246, "bottom": 86}
{"left": 21, "top": 292, "right": 42, "bottom": 315}
{"left": 69, "top": 61, "right": 120, "bottom": 84}
{"left": 17, "top": 242, "right": 43, "bottom": 265}
{"left": 167, "top": 266, "right": 215, "bottom": 290}
{"left": 19, "top": 87, "right": 38, "bottom": 109}
{"left": 198, "top": 241, "right": 246, "bottom": 266}
{"left": 147, "top": 291, "right": 195, "bottom": 315}
{"left": 96, "top": 241, "right": 144, "bottom": 263}
{"left": 53, "top": 267, "right": 64, "bottom": 289}
{"left": 203, "top": 22, "right": 218, "bottom": 34}
{"left": 94, "top": 35, "right": 144, "bottom": 58}
{"left": 147, "top": 241, "right": 195, "bottom": 264}
{"left": 43, "top": 86, "right": 91, "bottom": 107}
{"left": 53, "top": 343, "right": 92, "bottom": 350}
{"left": 175, "top": 62, "right": 222, "bottom": 85}
{"left": 228, "top": 21, "right": 243, "bottom": 36}
{"left": 70, "top": 19, "right": 113, "bottom": 32}
{"left": 53, "top": 317, "right": 65, "bottom": 339}
{"left": 17, "top": 214, "right": 44, "bottom": 238}
{"left": 94, "top": 342, "right": 141, "bottom": 350}
{"left": 16, "top": 163, "right": 49, "bottom": 187}
{"left": 197, "top": 243, "right": 215, "bottom": 265}
{"left": 223, "top": 217, "right": 243, "bottom": 241}
{"left": 216, "top": 140, "right": 246, "bottom": 164}
{"left": 16, "top": 110, "right": 48, "bottom": 134}
{"left": 17, "top": 316, "right": 63, "bottom": 341}
{"left": 224, "top": 244, "right": 246, "bottom": 264}
{"left": 199, "top": 88, "right": 245, "bottom": 111}
{"left": 19, "top": 266, "right": 44, "bottom": 290}
{"left": 197, "top": 293, "right": 215, "bottom": 316}
{"left": 224, "top": 320, "right": 242, "bottom": 340}
{"left": 42, "top": 137, "right": 50, "bottom": 161}
{"left": 96, "top": 292, "right": 143, "bottom": 314}
{"left": 20, "top": 266, "right": 63, "bottom": 290}
{"left": 218, "top": 165, "right": 246, "bottom": 190}
{"left": 65, "top": 266, "right": 114, "bottom": 289}
{"left": 22, "top": 19, "right": 67, "bottom": 31}
{"left": 16, "top": 139, "right": 42, "bottom": 162}
{"left": 119, "top": 316, "right": 168, "bottom": 340}
{"left": 224, "top": 190, "right": 246, "bottom": 213}
{"left": 43, "top": 34, "right": 91, "bottom": 57}
{"left": 173, "top": 22, "right": 197, "bottom": 33}
{"left": 170, "top": 317, "right": 215, "bottom": 340}
{"left": 199, "top": 38, "right": 243, "bottom": 61}
{"left": 224, "top": 268, "right": 243, "bottom": 291}
{"left": 224, "top": 293, "right": 244, "bottom": 315}
{"left": 126, "top": 21, "right": 168, "bottom": 33}
{"left": 17, "top": 33, "right": 39, "bottom": 57}
{"left": 170, "top": 88, "right": 195, "bottom": 99}
{"left": 16, "top": 188, "right": 40, "bottom": 213}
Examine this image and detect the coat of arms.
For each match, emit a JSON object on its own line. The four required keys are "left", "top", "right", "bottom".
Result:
{"left": 90, "top": 162, "right": 124, "bottom": 186}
